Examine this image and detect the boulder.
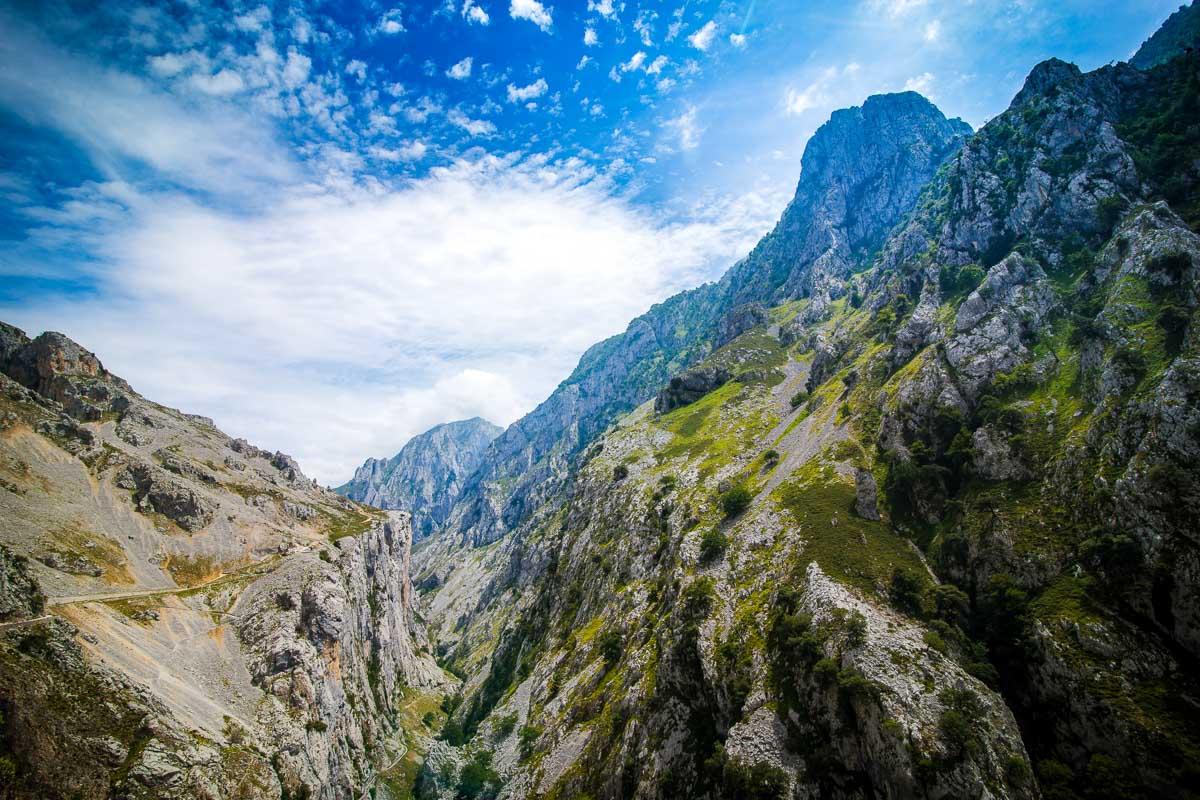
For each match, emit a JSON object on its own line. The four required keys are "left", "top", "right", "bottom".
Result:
{"left": 654, "top": 366, "right": 732, "bottom": 413}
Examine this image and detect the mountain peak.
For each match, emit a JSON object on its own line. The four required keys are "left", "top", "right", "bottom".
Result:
{"left": 1012, "top": 57, "right": 1083, "bottom": 106}
{"left": 1131, "top": 1, "right": 1200, "bottom": 70}
{"left": 339, "top": 416, "right": 502, "bottom": 538}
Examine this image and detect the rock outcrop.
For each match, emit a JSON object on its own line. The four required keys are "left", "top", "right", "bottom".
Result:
{"left": 338, "top": 417, "right": 501, "bottom": 539}
{"left": 0, "top": 323, "right": 447, "bottom": 800}
{"left": 654, "top": 365, "right": 732, "bottom": 413}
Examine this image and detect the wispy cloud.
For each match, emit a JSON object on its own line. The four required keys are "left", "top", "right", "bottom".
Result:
{"left": 446, "top": 56, "right": 474, "bottom": 80}
{"left": 510, "top": 0, "right": 552, "bottom": 32}
{"left": 6, "top": 154, "right": 778, "bottom": 481}
{"left": 507, "top": 78, "right": 548, "bottom": 102}
{"left": 688, "top": 20, "right": 718, "bottom": 51}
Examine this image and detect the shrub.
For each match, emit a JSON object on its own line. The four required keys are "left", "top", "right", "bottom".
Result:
{"left": 938, "top": 688, "right": 984, "bottom": 760}
{"left": 926, "top": 584, "right": 970, "bottom": 626}
{"left": 763, "top": 449, "right": 780, "bottom": 467}
{"left": 305, "top": 719, "right": 327, "bottom": 733}
{"left": 720, "top": 486, "right": 753, "bottom": 518}
{"left": 889, "top": 568, "right": 925, "bottom": 616}
{"left": 457, "top": 750, "right": 501, "bottom": 799}
{"left": 422, "top": 711, "right": 437, "bottom": 728}
{"left": 440, "top": 718, "right": 465, "bottom": 745}
{"left": 699, "top": 527, "right": 728, "bottom": 564}
{"left": 492, "top": 712, "right": 518, "bottom": 739}
{"left": 813, "top": 657, "right": 840, "bottom": 684}
{"left": 789, "top": 391, "right": 809, "bottom": 409}
{"left": 845, "top": 610, "right": 868, "bottom": 647}
{"left": 722, "top": 757, "right": 789, "bottom": 800}
{"left": 612, "top": 464, "right": 629, "bottom": 482}
{"left": 518, "top": 724, "right": 542, "bottom": 760}
{"left": 940, "top": 263, "right": 986, "bottom": 298}
{"left": 598, "top": 629, "right": 624, "bottom": 669}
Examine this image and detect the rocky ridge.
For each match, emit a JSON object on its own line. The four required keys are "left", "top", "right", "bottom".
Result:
{"left": 339, "top": 417, "right": 502, "bottom": 540}
{"left": 408, "top": 13, "right": 1200, "bottom": 800}
{"left": 0, "top": 324, "right": 450, "bottom": 799}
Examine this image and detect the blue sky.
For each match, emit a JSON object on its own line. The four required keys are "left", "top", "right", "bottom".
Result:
{"left": 0, "top": 0, "right": 1181, "bottom": 482}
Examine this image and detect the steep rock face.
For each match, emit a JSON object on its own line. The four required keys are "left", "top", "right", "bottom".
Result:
{"left": 725, "top": 92, "right": 972, "bottom": 310}
{"left": 339, "top": 417, "right": 501, "bottom": 539}
{"left": 1131, "top": 1, "right": 1200, "bottom": 70}
{"left": 0, "top": 323, "right": 447, "bottom": 800}
{"left": 416, "top": 15, "right": 1200, "bottom": 800}
{"left": 447, "top": 92, "right": 971, "bottom": 548}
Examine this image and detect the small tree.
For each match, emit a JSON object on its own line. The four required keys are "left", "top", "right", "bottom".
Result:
{"left": 598, "top": 630, "right": 624, "bottom": 670}
{"left": 720, "top": 486, "right": 753, "bottom": 518}
{"left": 699, "top": 528, "right": 728, "bottom": 564}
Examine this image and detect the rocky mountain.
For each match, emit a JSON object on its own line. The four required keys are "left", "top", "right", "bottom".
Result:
{"left": 405, "top": 11, "right": 1200, "bottom": 800}
{"left": 445, "top": 92, "right": 972, "bottom": 550}
{"left": 0, "top": 323, "right": 452, "bottom": 799}
{"left": 1131, "top": 1, "right": 1200, "bottom": 70}
{"left": 5, "top": 6, "right": 1200, "bottom": 800}
{"left": 338, "top": 418, "right": 501, "bottom": 540}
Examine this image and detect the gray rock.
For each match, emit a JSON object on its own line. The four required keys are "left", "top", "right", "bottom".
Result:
{"left": 338, "top": 418, "right": 502, "bottom": 540}
{"left": 854, "top": 468, "right": 881, "bottom": 520}
{"left": 654, "top": 365, "right": 732, "bottom": 413}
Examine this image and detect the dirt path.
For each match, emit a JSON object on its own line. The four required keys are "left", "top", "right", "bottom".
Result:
{"left": 48, "top": 558, "right": 279, "bottom": 608}
{"left": 0, "top": 615, "right": 51, "bottom": 632}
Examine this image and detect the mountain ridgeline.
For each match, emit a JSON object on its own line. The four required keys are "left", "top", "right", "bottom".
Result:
{"left": 406, "top": 10, "right": 1200, "bottom": 800}
{"left": 443, "top": 91, "right": 973, "bottom": 550}
{"left": 0, "top": 5, "right": 1199, "bottom": 800}
{"left": 339, "top": 417, "right": 501, "bottom": 540}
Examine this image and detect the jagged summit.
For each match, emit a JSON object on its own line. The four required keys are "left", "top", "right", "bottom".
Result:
{"left": 447, "top": 90, "right": 971, "bottom": 547}
{"left": 724, "top": 90, "right": 972, "bottom": 308}
{"left": 1131, "top": 0, "right": 1200, "bottom": 69}
{"left": 339, "top": 416, "right": 501, "bottom": 538}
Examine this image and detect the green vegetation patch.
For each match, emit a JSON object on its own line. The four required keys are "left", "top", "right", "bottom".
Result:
{"left": 773, "top": 459, "right": 926, "bottom": 596}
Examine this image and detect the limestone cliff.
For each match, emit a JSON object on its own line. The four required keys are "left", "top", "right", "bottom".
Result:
{"left": 338, "top": 418, "right": 501, "bottom": 540}
{"left": 0, "top": 325, "right": 450, "bottom": 799}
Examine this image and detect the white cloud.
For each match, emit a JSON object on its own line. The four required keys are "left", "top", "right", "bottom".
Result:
{"left": 447, "top": 109, "right": 497, "bottom": 135}
{"left": 463, "top": 0, "right": 491, "bottom": 24}
{"left": 188, "top": 68, "right": 245, "bottom": 96}
{"left": 646, "top": 55, "right": 668, "bottom": 75}
{"left": 148, "top": 51, "right": 202, "bottom": 78}
{"left": 656, "top": 77, "right": 675, "bottom": 93}
{"left": 904, "top": 71, "right": 935, "bottom": 96}
{"left": 233, "top": 6, "right": 271, "bottom": 32}
{"left": 688, "top": 20, "right": 717, "bottom": 51}
{"left": 783, "top": 66, "right": 843, "bottom": 116}
{"left": 376, "top": 8, "right": 406, "bottom": 34}
{"left": 729, "top": 33, "right": 747, "bottom": 49}
{"left": 622, "top": 51, "right": 647, "bottom": 72}
{"left": 367, "top": 141, "right": 428, "bottom": 161}
{"left": 577, "top": 55, "right": 591, "bottom": 69}
{"left": 869, "top": 0, "right": 928, "bottom": 16}
{"left": 0, "top": 15, "right": 294, "bottom": 197}
{"left": 345, "top": 59, "right": 368, "bottom": 82}
{"left": 633, "top": 11, "right": 655, "bottom": 46}
{"left": 446, "top": 56, "right": 474, "bottom": 80}
{"left": 282, "top": 49, "right": 311, "bottom": 87}
{"left": 924, "top": 19, "right": 941, "bottom": 42}
{"left": 583, "top": 27, "right": 598, "bottom": 46}
{"left": 7, "top": 157, "right": 781, "bottom": 482}
{"left": 506, "top": 78, "right": 548, "bottom": 102}
{"left": 587, "top": 0, "right": 618, "bottom": 19}
{"left": 664, "top": 105, "right": 703, "bottom": 150}
{"left": 509, "top": 0, "right": 552, "bottom": 31}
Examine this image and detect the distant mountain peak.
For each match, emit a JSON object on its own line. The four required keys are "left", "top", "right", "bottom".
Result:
{"left": 339, "top": 417, "right": 502, "bottom": 539}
